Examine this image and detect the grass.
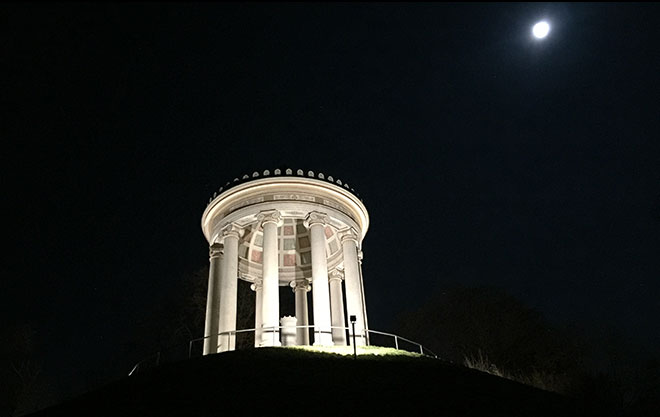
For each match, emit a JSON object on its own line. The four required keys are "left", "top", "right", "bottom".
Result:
{"left": 29, "top": 347, "right": 584, "bottom": 417}
{"left": 282, "top": 344, "right": 425, "bottom": 357}
{"left": 463, "top": 350, "right": 572, "bottom": 394}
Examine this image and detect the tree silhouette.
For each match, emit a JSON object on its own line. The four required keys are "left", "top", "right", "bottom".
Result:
{"left": 393, "top": 285, "right": 586, "bottom": 392}
{"left": 127, "top": 266, "right": 276, "bottom": 361}
{"left": 0, "top": 323, "right": 47, "bottom": 416}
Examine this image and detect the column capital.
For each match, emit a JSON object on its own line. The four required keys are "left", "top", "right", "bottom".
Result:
{"left": 290, "top": 279, "right": 311, "bottom": 293}
{"left": 250, "top": 278, "right": 263, "bottom": 291}
{"left": 257, "top": 209, "right": 283, "bottom": 228}
{"left": 209, "top": 243, "right": 224, "bottom": 259}
{"left": 303, "top": 211, "right": 329, "bottom": 229}
{"left": 328, "top": 269, "right": 344, "bottom": 283}
{"left": 338, "top": 227, "right": 359, "bottom": 244}
{"left": 221, "top": 223, "right": 244, "bottom": 240}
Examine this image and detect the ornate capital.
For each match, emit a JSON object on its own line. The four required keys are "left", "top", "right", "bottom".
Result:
{"left": 250, "top": 278, "right": 263, "bottom": 291}
{"left": 290, "top": 279, "right": 311, "bottom": 293}
{"left": 328, "top": 269, "right": 344, "bottom": 283}
{"left": 221, "top": 223, "right": 244, "bottom": 240}
{"left": 303, "top": 211, "right": 329, "bottom": 229}
{"left": 257, "top": 209, "right": 283, "bottom": 228}
{"left": 338, "top": 227, "right": 359, "bottom": 244}
{"left": 209, "top": 243, "right": 224, "bottom": 259}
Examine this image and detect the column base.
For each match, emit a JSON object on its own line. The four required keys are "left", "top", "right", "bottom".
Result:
{"left": 313, "top": 331, "right": 334, "bottom": 346}
{"left": 260, "top": 329, "right": 281, "bottom": 347}
{"left": 348, "top": 335, "right": 367, "bottom": 347}
{"left": 331, "top": 329, "right": 347, "bottom": 346}
{"left": 217, "top": 333, "right": 238, "bottom": 352}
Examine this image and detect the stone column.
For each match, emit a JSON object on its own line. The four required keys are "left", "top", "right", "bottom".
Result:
{"left": 358, "top": 249, "right": 370, "bottom": 345}
{"left": 218, "top": 223, "right": 242, "bottom": 352}
{"left": 340, "top": 227, "right": 366, "bottom": 346}
{"left": 304, "top": 211, "right": 333, "bottom": 346}
{"left": 250, "top": 278, "right": 263, "bottom": 348}
{"left": 203, "top": 243, "right": 223, "bottom": 355}
{"left": 329, "top": 269, "right": 347, "bottom": 346}
{"left": 258, "top": 210, "right": 282, "bottom": 346}
{"left": 291, "top": 279, "right": 311, "bottom": 345}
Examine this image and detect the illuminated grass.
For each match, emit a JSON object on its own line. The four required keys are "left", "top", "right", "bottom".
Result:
{"left": 281, "top": 344, "right": 424, "bottom": 357}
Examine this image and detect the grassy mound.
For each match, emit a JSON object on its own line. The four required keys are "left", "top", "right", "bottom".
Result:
{"left": 29, "top": 347, "right": 585, "bottom": 417}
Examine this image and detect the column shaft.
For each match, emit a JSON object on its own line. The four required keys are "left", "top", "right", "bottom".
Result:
{"left": 218, "top": 230, "right": 239, "bottom": 352}
{"left": 252, "top": 280, "right": 263, "bottom": 347}
{"left": 307, "top": 218, "right": 333, "bottom": 345}
{"left": 329, "top": 274, "right": 347, "bottom": 345}
{"left": 293, "top": 281, "right": 310, "bottom": 345}
{"left": 203, "top": 244, "right": 223, "bottom": 355}
{"left": 358, "top": 251, "right": 370, "bottom": 345}
{"left": 341, "top": 231, "right": 366, "bottom": 346}
{"left": 261, "top": 218, "right": 281, "bottom": 346}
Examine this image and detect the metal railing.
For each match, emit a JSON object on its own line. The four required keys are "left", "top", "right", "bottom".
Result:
{"left": 129, "top": 325, "right": 437, "bottom": 376}
{"left": 188, "top": 325, "right": 357, "bottom": 356}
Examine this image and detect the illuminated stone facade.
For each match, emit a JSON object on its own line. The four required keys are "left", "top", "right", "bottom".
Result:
{"left": 201, "top": 169, "right": 369, "bottom": 353}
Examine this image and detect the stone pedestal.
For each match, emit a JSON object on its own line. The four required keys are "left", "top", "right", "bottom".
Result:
{"left": 280, "top": 316, "right": 297, "bottom": 346}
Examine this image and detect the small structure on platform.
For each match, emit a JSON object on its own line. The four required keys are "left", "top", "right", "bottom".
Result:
{"left": 201, "top": 169, "right": 369, "bottom": 353}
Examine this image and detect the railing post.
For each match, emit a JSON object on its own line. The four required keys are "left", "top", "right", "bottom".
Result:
{"left": 156, "top": 351, "right": 161, "bottom": 366}
{"left": 394, "top": 335, "right": 399, "bottom": 350}
{"left": 188, "top": 340, "right": 193, "bottom": 358}
{"left": 350, "top": 316, "right": 357, "bottom": 359}
{"left": 128, "top": 363, "right": 139, "bottom": 376}
{"left": 420, "top": 345, "right": 424, "bottom": 355}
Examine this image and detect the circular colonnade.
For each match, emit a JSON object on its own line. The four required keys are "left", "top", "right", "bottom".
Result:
{"left": 201, "top": 169, "right": 369, "bottom": 353}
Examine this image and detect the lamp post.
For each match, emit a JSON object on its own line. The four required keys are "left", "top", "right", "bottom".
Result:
{"left": 350, "top": 315, "right": 357, "bottom": 359}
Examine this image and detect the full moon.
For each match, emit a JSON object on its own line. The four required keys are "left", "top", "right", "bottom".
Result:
{"left": 532, "top": 21, "right": 550, "bottom": 39}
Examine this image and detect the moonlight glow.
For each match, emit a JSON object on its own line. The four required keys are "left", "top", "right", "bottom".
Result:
{"left": 532, "top": 21, "right": 550, "bottom": 39}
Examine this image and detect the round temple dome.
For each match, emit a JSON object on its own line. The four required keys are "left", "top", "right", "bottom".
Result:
{"left": 201, "top": 169, "right": 368, "bottom": 285}
{"left": 206, "top": 168, "right": 362, "bottom": 205}
{"left": 237, "top": 219, "right": 343, "bottom": 282}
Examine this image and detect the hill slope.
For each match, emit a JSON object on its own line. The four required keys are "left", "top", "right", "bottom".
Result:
{"left": 30, "top": 348, "right": 584, "bottom": 417}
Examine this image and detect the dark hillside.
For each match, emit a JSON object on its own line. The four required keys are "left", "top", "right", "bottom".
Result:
{"left": 29, "top": 348, "right": 584, "bottom": 417}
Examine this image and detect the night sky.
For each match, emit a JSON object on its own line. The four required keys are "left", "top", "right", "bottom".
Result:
{"left": 3, "top": 3, "right": 660, "bottom": 400}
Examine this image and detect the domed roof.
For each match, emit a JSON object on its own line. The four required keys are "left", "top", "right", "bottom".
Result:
{"left": 206, "top": 168, "right": 362, "bottom": 205}
{"left": 237, "top": 218, "right": 344, "bottom": 283}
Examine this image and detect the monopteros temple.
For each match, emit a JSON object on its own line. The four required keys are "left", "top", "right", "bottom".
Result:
{"left": 201, "top": 169, "right": 369, "bottom": 353}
